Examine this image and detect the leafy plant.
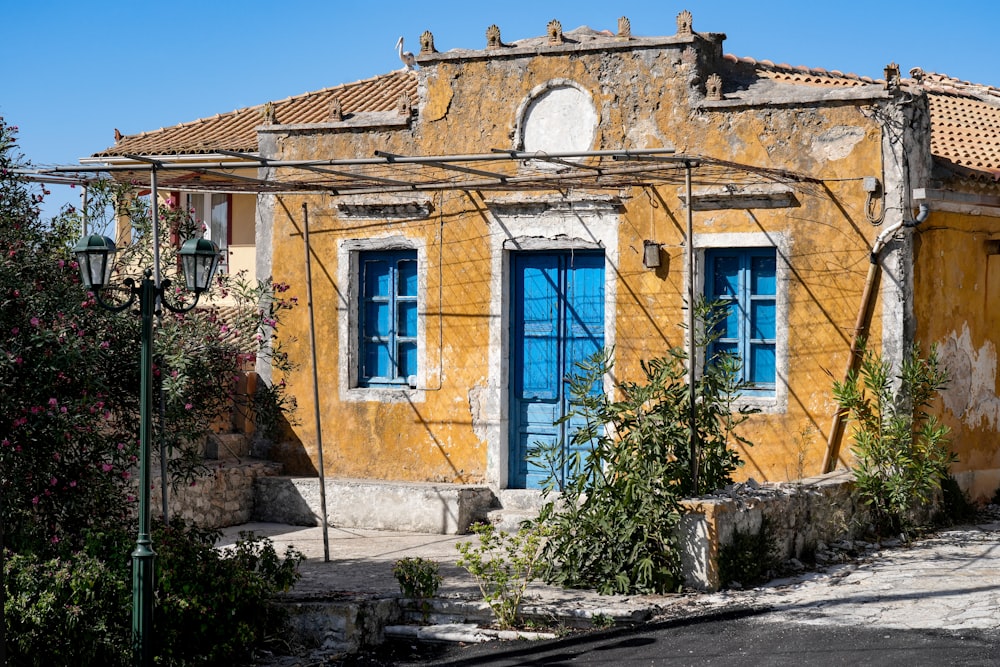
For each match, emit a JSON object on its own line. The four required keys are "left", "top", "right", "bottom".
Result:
{"left": 393, "top": 556, "right": 442, "bottom": 622}
{"left": 154, "top": 518, "right": 304, "bottom": 666}
{"left": 717, "top": 517, "right": 779, "bottom": 589}
{"left": 455, "top": 522, "right": 548, "bottom": 629}
{"left": 532, "top": 303, "right": 755, "bottom": 595}
{"left": 3, "top": 549, "right": 130, "bottom": 666}
{"left": 832, "top": 342, "right": 954, "bottom": 537}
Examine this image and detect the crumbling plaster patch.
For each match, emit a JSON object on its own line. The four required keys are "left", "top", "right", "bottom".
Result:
{"left": 810, "top": 125, "right": 865, "bottom": 162}
{"left": 939, "top": 322, "right": 1000, "bottom": 430}
{"left": 468, "top": 382, "right": 495, "bottom": 443}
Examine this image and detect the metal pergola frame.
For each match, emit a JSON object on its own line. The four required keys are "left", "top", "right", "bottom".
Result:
{"left": 17, "top": 146, "right": 825, "bottom": 576}
{"left": 20, "top": 147, "right": 821, "bottom": 197}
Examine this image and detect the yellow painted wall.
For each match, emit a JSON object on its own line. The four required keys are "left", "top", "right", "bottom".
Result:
{"left": 265, "top": 42, "right": 898, "bottom": 487}
{"left": 913, "top": 210, "right": 1000, "bottom": 499}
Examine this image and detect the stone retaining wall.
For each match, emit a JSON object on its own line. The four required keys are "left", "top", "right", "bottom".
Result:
{"left": 157, "top": 459, "right": 282, "bottom": 529}
{"left": 678, "top": 470, "right": 871, "bottom": 591}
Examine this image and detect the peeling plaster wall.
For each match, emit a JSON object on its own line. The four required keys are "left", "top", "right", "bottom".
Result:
{"left": 914, "top": 209, "right": 1000, "bottom": 500}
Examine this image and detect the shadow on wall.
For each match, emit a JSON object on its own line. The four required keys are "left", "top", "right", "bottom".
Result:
{"left": 254, "top": 409, "right": 319, "bottom": 477}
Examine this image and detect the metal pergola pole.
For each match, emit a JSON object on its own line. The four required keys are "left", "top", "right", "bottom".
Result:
{"left": 686, "top": 160, "right": 699, "bottom": 494}
{"left": 302, "top": 202, "right": 330, "bottom": 562}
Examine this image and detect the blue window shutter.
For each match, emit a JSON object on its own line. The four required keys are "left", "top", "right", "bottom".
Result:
{"left": 359, "top": 250, "right": 418, "bottom": 386}
{"left": 705, "top": 248, "right": 776, "bottom": 392}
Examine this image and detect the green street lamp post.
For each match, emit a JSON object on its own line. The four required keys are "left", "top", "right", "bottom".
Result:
{"left": 74, "top": 233, "right": 220, "bottom": 667}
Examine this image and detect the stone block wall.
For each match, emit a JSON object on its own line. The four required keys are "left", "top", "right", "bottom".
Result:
{"left": 158, "top": 459, "right": 282, "bottom": 529}
{"left": 679, "top": 470, "right": 870, "bottom": 591}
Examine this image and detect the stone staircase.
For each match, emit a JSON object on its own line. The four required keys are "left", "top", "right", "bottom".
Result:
{"left": 485, "top": 489, "right": 550, "bottom": 531}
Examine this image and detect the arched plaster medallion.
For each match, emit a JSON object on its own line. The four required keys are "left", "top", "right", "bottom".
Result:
{"left": 518, "top": 81, "right": 597, "bottom": 164}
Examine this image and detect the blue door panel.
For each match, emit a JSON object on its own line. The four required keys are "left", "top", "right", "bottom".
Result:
{"left": 510, "top": 252, "right": 605, "bottom": 489}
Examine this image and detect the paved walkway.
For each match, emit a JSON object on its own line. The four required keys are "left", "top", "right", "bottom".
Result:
{"left": 218, "top": 512, "right": 1000, "bottom": 634}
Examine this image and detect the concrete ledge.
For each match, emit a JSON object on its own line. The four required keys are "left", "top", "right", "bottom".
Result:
{"left": 254, "top": 477, "right": 495, "bottom": 534}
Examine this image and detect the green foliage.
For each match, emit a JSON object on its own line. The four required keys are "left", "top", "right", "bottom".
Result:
{"left": 3, "top": 519, "right": 303, "bottom": 666}
{"left": 3, "top": 549, "right": 130, "bottom": 666}
{"left": 717, "top": 518, "right": 779, "bottom": 589}
{"left": 455, "top": 522, "right": 548, "bottom": 629}
{"left": 393, "top": 556, "right": 442, "bottom": 622}
{"left": 532, "top": 305, "right": 755, "bottom": 595}
{"left": 393, "top": 556, "right": 442, "bottom": 600}
{"left": 153, "top": 519, "right": 304, "bottom": 666}
{"left": 832, "top": 342, "right": 954, "bottom": 536}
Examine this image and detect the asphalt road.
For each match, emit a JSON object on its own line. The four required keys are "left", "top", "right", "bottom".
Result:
{"left": 343, "top": 608, "right": 1000, "bottom": 666}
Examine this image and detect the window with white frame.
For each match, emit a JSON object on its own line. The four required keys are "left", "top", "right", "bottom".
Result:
{"left": 358, "top": 250, "right": 419, "bottom": 387}
{"left": 185, "top": 192, "right": 230, "bottom": 272}
{"left": 704, "top": 247, "right": 777, "bottom": 396}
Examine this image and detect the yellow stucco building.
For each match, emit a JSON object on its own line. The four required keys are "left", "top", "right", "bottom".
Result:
{"left": 93, "top": 12, "right": 1000, "bottom": 528}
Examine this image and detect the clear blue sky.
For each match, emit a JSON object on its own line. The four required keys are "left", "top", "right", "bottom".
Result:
{"left": 4, "top": 1, "right": 996, "bottom": 219}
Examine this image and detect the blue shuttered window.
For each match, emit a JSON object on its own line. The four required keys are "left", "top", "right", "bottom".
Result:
{"left": 359, "top": 250, "right": 418, "bottom": 387}
{"left": 705, "top": 248, "right": 776, "bottom": 395}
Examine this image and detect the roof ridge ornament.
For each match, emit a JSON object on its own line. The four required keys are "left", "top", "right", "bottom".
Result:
{"left": 547, "top": 19, "right": 564, "bottom": 45}
{"left": 397, "top": 92, "right": 413, "bottom": 117}
{"left": 676, "top": 9, "right": 693, "bottom": 36}
{"left": 261, "top": 102, "right": 277, "bottom": 125}
{"left": 328, "top": 98, "right": 343, "bottom": 122}
{"left": 884, "top": 62, "right": 901, "bottom": 92}
{"left": 420, "top": 30, "right": 437, "bottom": 55}
{"left": 616, "top": 16, "right": 631, "bottom": 40}
{"left": 486, "top": 24, "right": 502, "bottom": 50}
{"left": 705, "top": 73, "right": 723, "bottom": 101}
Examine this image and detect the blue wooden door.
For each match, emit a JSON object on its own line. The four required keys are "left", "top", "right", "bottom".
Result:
{"left": 509, "top": 252, "right": 605, "bottom": 489}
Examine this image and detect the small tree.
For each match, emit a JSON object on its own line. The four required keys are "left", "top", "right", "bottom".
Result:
{"left": 533, "top": 303, "right": 756, "bottom": 595}
{"left": 832, "top": 342, "right": 953, "bottom": 537}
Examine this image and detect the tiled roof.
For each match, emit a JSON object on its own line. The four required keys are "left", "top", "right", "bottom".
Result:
{"left": 94, "top": 70, "right": 417, "bottom": 158}
{"left": 725, "top": 55, "right": 1000, "bottom": 179}
{"left": 95, "top": 44, "right": 1000, "bottom": 183}
{"left": 917, "top": 72, "right": 1000, "bottom": 175}
{"left": 724, "top": 54, "right": 880, "bottom": 88}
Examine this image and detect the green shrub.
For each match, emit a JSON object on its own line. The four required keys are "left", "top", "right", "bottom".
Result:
{"left": 833, "top": 343, "right": 954, "bottom": 537}
{"left": 456, "top": 522, "right": 548, "bottom": 629}
{"left": 533, "top": 318, "right": 754, "bottom": 595}
{"left": 393, "top": 556, "right": 442, "bottom": 622}
{"left": 3, "top": 549, "right": 130, "bottom": 666}
{"left": 154, "top": 519, "right": 304, "bottom": 665}
{"left": 3, "top": 519, "right": 304, "bottom": 666}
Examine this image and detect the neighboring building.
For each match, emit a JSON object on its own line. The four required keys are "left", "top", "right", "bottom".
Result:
{"left": 89, "top": 12, "right": 1000, "bottom": 523}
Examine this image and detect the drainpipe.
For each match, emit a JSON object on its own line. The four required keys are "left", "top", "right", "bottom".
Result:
{"left": 821, "top": 203, "right": 929, "bottom": 473}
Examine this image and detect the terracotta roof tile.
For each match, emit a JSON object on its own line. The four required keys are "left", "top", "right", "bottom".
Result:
{"left": 724, "top": 53, "right": 876, "bottom": 87}
{"left": 97, "top": 48, "right": 1000, "bottom": 183}
{"left": 95, "top": 70, "right": 417, "bottom": 158}
{"left": 725, "top": 55, "right": 1000, "bottom": 178}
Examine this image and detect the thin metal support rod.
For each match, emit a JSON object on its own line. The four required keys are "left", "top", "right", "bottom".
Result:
{"left": 686, "top": 161, "right": 699, "bottom": 493}
{"left": 150, "top": 166, "right": 162, "bottom": 290}
{"left": 81, "top": 186, "right": 89, "bottom": 236}
{"left": 302, "top": 203, "right": 330, "bottom": 562}
{"left": 158, "top": 357, "right": 169, "bottom": 523}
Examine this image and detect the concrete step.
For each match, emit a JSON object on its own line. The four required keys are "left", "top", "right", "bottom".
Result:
{"left": 485, "top": 489, "right": 554, "bottom": 532}
{"left": 485, "top": 509, "right": 541, "bottom": 533}
{"left": 398, "top": 596, "right": 653, "bottom": 630}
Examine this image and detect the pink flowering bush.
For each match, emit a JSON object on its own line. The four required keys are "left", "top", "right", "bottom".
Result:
{"left": 0, "top": 116, "right": 301, "bottom": 665}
